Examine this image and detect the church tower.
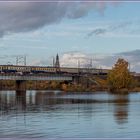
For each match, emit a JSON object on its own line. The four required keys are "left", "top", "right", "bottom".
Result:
{"left": 55, "top": 54, "right": 60, "bottom": 72}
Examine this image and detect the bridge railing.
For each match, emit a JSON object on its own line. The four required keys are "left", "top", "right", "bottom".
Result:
{"left": 0, "top": 73, "right": 73, "bottom": 81}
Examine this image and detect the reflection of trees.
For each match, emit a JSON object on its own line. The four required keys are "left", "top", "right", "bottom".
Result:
{"left": 35, "top": 92, "right": 57, "bottom": 106}
{"left": 113, "top": 94, "right": 129, "bottom": 124}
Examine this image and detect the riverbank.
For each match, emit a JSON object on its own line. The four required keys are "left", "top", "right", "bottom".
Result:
{"left": 1, "top": 77, "right": 140, "bottom": 92}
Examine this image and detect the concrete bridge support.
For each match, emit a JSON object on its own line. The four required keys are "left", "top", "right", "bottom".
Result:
{"left": 72, "top": 76, "right": 80, "bottom": 84}
{"left": 0, "top": 80, "right": 2, "bottom": 90}
{"left": 16, "top": 80, "right": 26, "bottom": 91}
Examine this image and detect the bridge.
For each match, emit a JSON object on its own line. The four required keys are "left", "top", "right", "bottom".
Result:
{"left": 0, "top": 73, "right": 101, "bottom": 92}
{"left": 0, "top": 74, "right": 73, "bottom": 81}
{"left": 0, "top": 73, "right": 74, "bottom": 91}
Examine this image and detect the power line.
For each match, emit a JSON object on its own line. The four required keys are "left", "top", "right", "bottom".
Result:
{"left": 16, "top": 55, "right": 27, "bottom": 66}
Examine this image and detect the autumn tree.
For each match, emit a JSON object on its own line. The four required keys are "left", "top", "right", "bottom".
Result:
{"left": 61, "top": 83, "right": 68, "bottom": 91}
{"left": 107, "top": 58, "right": 133, "bottom": 91}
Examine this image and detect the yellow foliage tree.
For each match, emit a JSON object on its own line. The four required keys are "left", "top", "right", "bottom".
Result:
{"left": 61, "top": 83, "right": 67, "bottom": 91}
{"left": 107, "top": 58, "right": 133, "bottom": 91}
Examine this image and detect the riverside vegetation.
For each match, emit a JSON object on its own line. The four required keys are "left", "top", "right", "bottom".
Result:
{"left": 0, "top": 58, "right": 140, "bottom": 92}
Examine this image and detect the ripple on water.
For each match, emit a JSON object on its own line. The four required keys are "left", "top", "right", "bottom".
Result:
{"left": 0, "top": 90, "right": 140, "bottom": 138}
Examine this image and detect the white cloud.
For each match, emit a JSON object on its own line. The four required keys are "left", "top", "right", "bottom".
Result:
{"left": 60, "top": 50, "right": 140, "bottom": 72}
{"left": 60, "top": 52, "right": 114, "bottom": 69}
{"left": 60, "top": 52, "right": 88, "bottom": 67}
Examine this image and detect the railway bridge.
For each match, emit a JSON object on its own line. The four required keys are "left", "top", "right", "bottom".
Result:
{"left": 0, "top": 73, "right": 74, "bottom": 91}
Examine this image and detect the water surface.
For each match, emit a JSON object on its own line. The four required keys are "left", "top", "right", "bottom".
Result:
{"left": 0, "top": 90, "right": 140, "bottom": 138}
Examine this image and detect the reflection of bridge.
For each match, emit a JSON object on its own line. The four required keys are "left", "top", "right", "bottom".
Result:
{"left": 0, "top": 74, "right": 74, "bottom": 91}
{"left": 0, "top": 90, "right": 129, "bottom": 125}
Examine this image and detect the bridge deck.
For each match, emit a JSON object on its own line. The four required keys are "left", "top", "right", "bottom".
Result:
{"left": 0, "top": 74, "right": 73, "bottom": 81}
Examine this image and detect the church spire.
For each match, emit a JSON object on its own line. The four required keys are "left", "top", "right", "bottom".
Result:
{"left": 55, "top": 54, "right": 60, "bottom": 71}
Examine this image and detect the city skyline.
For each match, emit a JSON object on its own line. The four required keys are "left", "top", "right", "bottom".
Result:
{"left": 0, "top": 1, "right": 140, "bottom": 71}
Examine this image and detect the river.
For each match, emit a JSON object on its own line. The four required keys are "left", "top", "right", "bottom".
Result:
{"left": 0, "top": 90, "right": 140, "bottom": 138}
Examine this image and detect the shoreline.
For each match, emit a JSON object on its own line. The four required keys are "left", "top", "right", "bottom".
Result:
{"left": 0, "top": 87, "right": 140, "bottom": 93}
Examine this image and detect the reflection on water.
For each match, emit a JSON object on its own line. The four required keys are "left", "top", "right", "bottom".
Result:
{"left": 113, "top": 94, "right": 129, "bottom": 124}
{"left": 0, "top": 90, "right": 140, "bottom": 138}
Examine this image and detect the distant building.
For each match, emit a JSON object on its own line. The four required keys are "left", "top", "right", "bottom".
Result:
{"left": 55, "top": 54, "right": 60, "bottom": 68}
{"left": 53, "top": 54, "right": 60, "bottom": 72}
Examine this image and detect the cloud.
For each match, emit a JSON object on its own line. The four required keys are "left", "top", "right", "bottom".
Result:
{"left": 87, "top": 28, "right": 106, "bottom": 37}
{"left": 118, "top": 50, "right": 140, "bottom": 72}
{"left": 109, "top": 21, "right": 132, "bottom": 31}
{"left": 60, "top": 52, "right": 114, "bottom": 68}
{"left": 0, "top": 2, "right": 113, "bottom": 37}
{"left": 86, "top": 20, "right": 140, "bottom": 38}
{"left": 60, "top": 50, "right": 140, "bottom": 72}
{"left": 0, "top": 2, "right": 67, "bottom": 37}
{"left": 60, "top": 52, "right": 88, "bottom": 67}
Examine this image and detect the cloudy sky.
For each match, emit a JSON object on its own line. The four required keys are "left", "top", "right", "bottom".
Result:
{"left": 0, "top": 1, "right": 140, "bottom": 72}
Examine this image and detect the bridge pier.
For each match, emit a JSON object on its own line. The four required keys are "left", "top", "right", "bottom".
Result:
{"left": 72, "top": 76, "right": 80, "bottom": 84}
{"left": 0, "top": 80, "right": 2, "bottom": 90}
{"left": 16, "top": 80, "right": 26, "bottom": 91}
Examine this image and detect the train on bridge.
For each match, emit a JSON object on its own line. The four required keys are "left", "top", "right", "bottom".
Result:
{"left": 0, "top": 65, "right": 109, "bottom": 75}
